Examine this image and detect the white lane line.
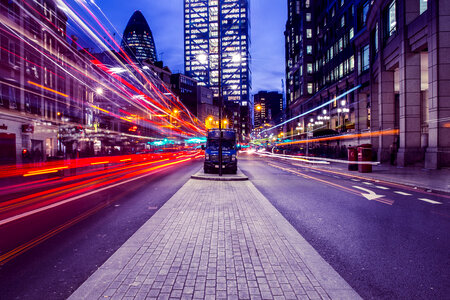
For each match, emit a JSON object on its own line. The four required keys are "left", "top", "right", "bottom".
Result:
{"left": 310, "top": 170, "right": 322, "bottom": 174}
{"left": 418, "top": 198, "right": 443, "bottom": 204}
{"left": 333, "top": 176, "right": 341, "bottom": 179}
{"left": 375, "top": 185, "right": 390, "bottom": 190}
{"left": 394, "top": 191, "right": 413, "bottom": 196}
{"left": 363, "top": 182, "right": 373, "bottom": 185}
{"left": 351, "top": 179, "right": 360, "bottom": 182}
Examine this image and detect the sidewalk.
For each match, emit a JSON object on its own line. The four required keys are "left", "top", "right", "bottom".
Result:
{"left": 69, "top": 170, "right": 360, "bottom": 300}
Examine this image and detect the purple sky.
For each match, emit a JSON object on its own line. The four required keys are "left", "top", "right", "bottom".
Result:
{"left": 96, "top": 0, "right": 287, "bottom": 94}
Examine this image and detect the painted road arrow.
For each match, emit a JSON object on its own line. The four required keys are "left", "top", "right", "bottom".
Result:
{"left": 353, "top": 186, "right": 386, "bottom": 200}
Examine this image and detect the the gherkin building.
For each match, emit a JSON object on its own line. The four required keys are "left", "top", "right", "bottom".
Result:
{"left": 121, "top": 10, "right": 157, "bottom": 62}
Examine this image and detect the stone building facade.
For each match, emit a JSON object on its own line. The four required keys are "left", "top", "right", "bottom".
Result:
{"left": 285, "top": 0, "right": 449, "bottom": 168}
{"left": 354, "top": 0, "right": 450, "bottom": 168}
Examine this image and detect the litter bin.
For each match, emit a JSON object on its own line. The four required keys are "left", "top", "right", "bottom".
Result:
{"left": 358, "top": 144, "right": 372, "bottom": 173}
{"left": 347, "top": 147, "right": 358, "bottom": 171}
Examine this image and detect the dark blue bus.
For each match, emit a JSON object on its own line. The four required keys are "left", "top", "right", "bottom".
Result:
{"left": 204, "top": 129, "right": 237, "bottom": 174}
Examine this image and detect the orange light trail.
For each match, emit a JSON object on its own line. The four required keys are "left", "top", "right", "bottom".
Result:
{"left": 277, "top": 129, "right": 400, "bottom": 146}
{"left": 0, "top": 155, "right": 200, "bottom": 224}
{"left": 91, "top": 105, "right": 110, "bottom": 114}
{"left": 27, "top": 81, "right": 68, "bottom": 98}
{"left": 120, "top": 117, "right": 133, "bottom": 122}
{"left": 23, "top": 166, "right": 69, "bottom": 177}
{"left": 90, "top": 161, "right": 110, "bottom": 165}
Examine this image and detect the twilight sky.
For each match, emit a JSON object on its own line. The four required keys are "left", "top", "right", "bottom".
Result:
{"left": 96, "top": 0, "right": 287, "bottom": 95}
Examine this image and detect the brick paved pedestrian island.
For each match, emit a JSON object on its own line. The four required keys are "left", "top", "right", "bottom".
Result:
{"left": 69, "top": 170, "right": 360, "bottom": 300}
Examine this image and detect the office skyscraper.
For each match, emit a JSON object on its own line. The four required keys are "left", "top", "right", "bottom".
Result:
{"left": 184, "top": 0, "right": 251, "bottom": 107}
{"left": 121, "top": 11, "right": 158, "bottom": 62}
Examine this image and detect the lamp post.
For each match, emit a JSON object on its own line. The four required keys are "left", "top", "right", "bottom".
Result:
{"left": 195, "top": 2, "right": 223, "bottom": 175}
{"left": 217, "top": 0, "right": 223, "bottom": 176}
{"left": 338, "top": 100, "right": 349, "bottom": 132}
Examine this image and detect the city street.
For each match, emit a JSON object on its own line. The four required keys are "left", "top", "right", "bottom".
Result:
{"left": 1, "top": 0, "right": 449, "bottom": 299}
{"left": 239, "top": 153, "right": 450, "bottom": 299}
{"left": 0, "top": 154, "right": 449, "bottom": 299}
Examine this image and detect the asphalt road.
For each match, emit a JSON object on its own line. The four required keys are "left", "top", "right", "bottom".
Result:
{"left": 0, "top": 159, "right": 202, "bottom": 300}
{"left": 239, "top": 153, "right": 450, "bottom": 299}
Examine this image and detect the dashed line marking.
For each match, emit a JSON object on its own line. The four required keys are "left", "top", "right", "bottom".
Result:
{"left": 363, "top": 182, "right": 373, "bottom": 185}
{"left": 375, "top": 186, "right": 390, "bottom": 190}
{"left": 351, "top": 179, "right": 360, "bottom": 182}
{"left": 310, "top": 170, "right": 322, "bottom": 174}
{"left": 333, "top": 176, "right": 341, "bottom": 179}
{"left": 418, "top": 198, "right": 443, "bottom": 204}
{"left": 394, "top": 191, "right": 413, "bottom": 196}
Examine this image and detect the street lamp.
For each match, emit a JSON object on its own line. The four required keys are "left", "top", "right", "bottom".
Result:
{"left": 196, "top": 2, "right": 224, "bottom": 175}
{"left": 217, "top": 1, "right": 224, "bottom": 176}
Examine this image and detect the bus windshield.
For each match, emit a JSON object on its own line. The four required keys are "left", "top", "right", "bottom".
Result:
{"left": 207, "top": 140, "right": 234, "bottom": 151}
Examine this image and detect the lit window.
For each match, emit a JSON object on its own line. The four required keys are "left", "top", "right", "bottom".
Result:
{"left": 306, "top": 13, "right": 311, "bottom": 22}
{"left": 307, "top": 83, "right": 313, "bottom": 94}
{"left": 373, "top": 23, "right": 379, "bottom": 53}
{"left": 306, "top": 45, "right": 312, "bottom": 54}
{"left": 350, "top": 55, "right": 355, "bottom": 71}
{"left": 306, "top": 29, "right": 312, "bottom": 38}
{"left": 361, "top": 44, "right": 370, "bottom": 72}
{"left": 420, "top": 0, "right": 427, "bottom": 14}
{"left": 386, "top": 1, "right": 397, "bottom": 37}
{"left": 307, "top": 63, "right": 313, "bottom": 74}
{"left": 358, "top": 1, "right": 369, "bottom": 28}
{"left": 305, "top": 0, "right": 310, "bottom": 8}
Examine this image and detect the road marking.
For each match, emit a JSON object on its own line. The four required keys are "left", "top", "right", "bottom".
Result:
{"left": 268, "top": 163, "right": 394, "bottom": 205}
{"left": 0, "top": 201, "right": 108, "bottom": 265}
{"left": 418, "top": 198, "right": 443, "bottom": 204}
{"left": 352, "top": 186, "right": 386, "bottom": 201}
{"left": 333, "top": 176, "right": 341, "bottom": 179}
{"left": 394, "top": 191, "right": 412, "bottom": 196}
{"left": 310, "top": 170, "right": 322, "bottom": 174}
{"left": 375, "top": 185, "right": 390, "bottom": 190}
{"left": 351, "top": 179, "right": 360, "bottom": 182}
{"left": 363, "top": 182, "right": 373, "bottom": 185}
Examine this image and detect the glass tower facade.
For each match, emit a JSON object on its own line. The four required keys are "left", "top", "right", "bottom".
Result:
{"left": 121, "top": 11, "right": 158, "bottom": 63}
{"left": 184, "top": 0, "right": 251, "bottom": 106}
